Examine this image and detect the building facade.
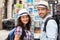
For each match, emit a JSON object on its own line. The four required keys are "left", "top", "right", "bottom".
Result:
{"left": 0, "top": 0, "right": 60, "bottom": 29}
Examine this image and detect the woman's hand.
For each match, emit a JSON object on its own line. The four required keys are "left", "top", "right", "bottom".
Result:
{"left": 14, "top": 34, "right": 21, "bottom": 40}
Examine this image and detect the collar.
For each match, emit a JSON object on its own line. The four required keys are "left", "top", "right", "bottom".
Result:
{"left": 42, "top": 15, "right": 52, "bottom": 23}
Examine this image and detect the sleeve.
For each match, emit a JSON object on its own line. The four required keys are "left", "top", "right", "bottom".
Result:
{"left": 46, "top": 19, "right": 58, "bottom": 40}
{"left": 14, "top": 26, "right": 22, "bottom": 36}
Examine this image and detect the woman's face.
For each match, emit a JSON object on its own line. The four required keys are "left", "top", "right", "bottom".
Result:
{"left": 20, "top": 15, "right": 29, "bottom": 25}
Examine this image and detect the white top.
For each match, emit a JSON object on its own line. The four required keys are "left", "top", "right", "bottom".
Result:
{"left": 40, "top": 15, "right": 58, "bottom": 40}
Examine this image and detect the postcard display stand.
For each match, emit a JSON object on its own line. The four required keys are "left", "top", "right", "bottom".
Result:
{"left": 22, "top": 0, "right": 42, "bottom": 40}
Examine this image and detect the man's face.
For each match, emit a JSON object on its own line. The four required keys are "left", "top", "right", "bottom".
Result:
{"left": 37, "top": 7, "right": 49, "bottom": 19}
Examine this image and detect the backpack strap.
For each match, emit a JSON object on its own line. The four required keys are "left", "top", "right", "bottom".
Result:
{"left": 5, "top": 28, "right": 16, "bottom": 40}
{"left": 43, "top": 17, "right": 53, "bottom": 32}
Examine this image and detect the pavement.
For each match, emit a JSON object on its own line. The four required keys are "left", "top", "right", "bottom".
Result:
{"left": 0, "top": 30, "right": 10, "bottom": 40}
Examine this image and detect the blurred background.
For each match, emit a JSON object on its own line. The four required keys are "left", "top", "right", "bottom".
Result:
{"left": 0, "top": 0, "right": 60, "bottom": 40}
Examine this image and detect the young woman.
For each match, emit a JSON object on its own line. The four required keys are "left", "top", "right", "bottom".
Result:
{"left": 14, "top": 9, "right": 31, "bottom": 40}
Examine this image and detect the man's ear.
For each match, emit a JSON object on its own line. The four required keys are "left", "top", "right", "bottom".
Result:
{"left": 47, "top": 9, "right": 51, "bottom": 13}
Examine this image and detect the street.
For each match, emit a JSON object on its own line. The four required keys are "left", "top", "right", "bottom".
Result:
{"left": 0, "top": 30, "right": 10, "bottom": 40}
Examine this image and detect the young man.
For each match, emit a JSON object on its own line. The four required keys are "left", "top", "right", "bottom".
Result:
{"left": 37, "top": 1, "right": 58, "bottom": 40}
